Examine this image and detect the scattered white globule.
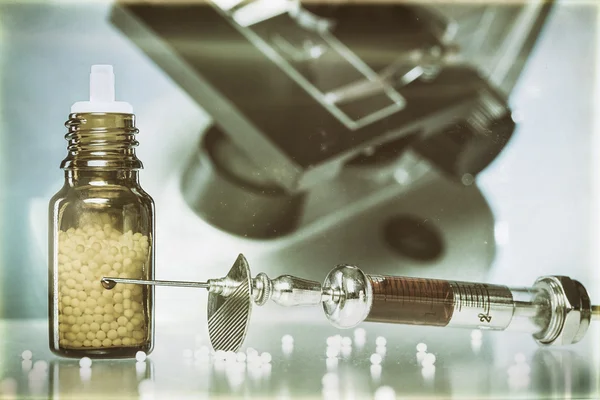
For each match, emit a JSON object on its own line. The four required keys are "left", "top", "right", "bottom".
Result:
{"left": 33, "top": 361, "right": 48, "bottom": 372}
{"left": 326, "top": 347, "right": 340, "bottom": 359}
{"left": 79, "top": 357, "right": 92, "bottom": 369}
{"left": 56, "top": 224, "right": 149, "bottom": 349}
{"left": 21, "top": 360, "right": 33, "bottom": 372}
{"left": 260, "top": 352, "right": 272, "bottom": 364}
{"left": 416, "top": 342, "right": 427, "bottom": 353}
{"left": 370, "top": 353, "right": 383, "bottom": 365}
{"left": 375, "top": 336, "right": 387, "bottom": 347}
{"left": 281, "top": 334, "right": 294, "bottom": 345}
{"left": 136, "top": 351, "right": 147, "bottom": 362}
{"left": 422, "top": 353, "right": 436, "bottom": 366}
{"left": 236, "top": 352, "right": 247, "bottom": 362}
{"left": 374, "top": 385, "right": 396, "bottom": 400}
{"left": 326, "top": 335, "right": 342, "bottom": 348}
{"left": 246, "top": 348, "right": 260, "bottom": 364}
{"left": 21, "top": 350, "right": 33, "bottom": 360}
{"left": 339, "top": 346, "right": 351, "bottom": 360}
{"left": 321, "top": 372, "right": 339, "bottom": 388}
{"left": 246, "top": 348, "right": 258, "bottom": 357}
{"left": 225, "top": 351, "right": 237, "bottom": 363}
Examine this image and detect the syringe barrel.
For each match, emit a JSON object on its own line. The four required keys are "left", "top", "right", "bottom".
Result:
{"left": 323, "top": 266, "right": 551, "bottom": 337}
{"left": 365, "top": 276, "right": 553, "bottom": 334}
{"left": 366, "top": 275, "right": 518, "bottom": 330}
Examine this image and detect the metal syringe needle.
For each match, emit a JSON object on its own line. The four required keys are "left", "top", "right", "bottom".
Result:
{"left": 102, "top": 273, "right": 326, "bottom": 306}
{"left": 101, "top": 277, "right": 211, "bottom": 290}
{"left": 593, "top": 305, "right": 600, "bottom": 321}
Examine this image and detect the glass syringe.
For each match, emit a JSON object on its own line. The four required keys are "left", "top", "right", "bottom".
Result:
{"left": 101, "top": 254, "right": 599, "bottom": 351}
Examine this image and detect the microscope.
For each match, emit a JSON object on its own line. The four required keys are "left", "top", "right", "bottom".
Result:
{"left": 109, "top": 1, "right": 553, "bottom": 277}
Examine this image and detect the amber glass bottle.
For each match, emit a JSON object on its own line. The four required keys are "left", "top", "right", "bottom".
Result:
{"left": 48, "top": 66, "right": 154, "bottom": 358}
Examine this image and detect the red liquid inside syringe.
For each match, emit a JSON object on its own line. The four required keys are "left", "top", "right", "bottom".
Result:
{"left": 366, "top": 276, "right": 455, "bottom": 326}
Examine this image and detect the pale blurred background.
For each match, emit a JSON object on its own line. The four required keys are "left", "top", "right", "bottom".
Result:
{"left": 1, "top": 1, "right": 600, "bottom": 398}
{"left": 1, "top": 0, "right": 597, "bottom": 320}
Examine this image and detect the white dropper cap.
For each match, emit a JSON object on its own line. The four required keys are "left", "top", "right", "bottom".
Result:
{"left": 70, "top": 65, "right": 133, "bottom": 114}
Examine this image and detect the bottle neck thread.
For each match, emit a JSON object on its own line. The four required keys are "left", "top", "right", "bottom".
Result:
{"left": 64, "top": 169, "right": 140, "bottom": 186}
{"left": 61, "top": 113, "right": 143, "bottom": 170}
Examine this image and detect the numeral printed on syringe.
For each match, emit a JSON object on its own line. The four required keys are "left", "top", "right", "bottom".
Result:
{"left": 448, "top": 282, "right": 513, "bottom": 330}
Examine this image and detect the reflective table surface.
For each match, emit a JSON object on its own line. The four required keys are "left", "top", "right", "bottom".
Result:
{"left": 0, "top": 314, "right": 598, "bottom": 400}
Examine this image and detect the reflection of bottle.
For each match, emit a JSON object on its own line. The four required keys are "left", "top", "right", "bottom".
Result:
{"left": 49, "top": 359, "right": 154, "bottom": 398}
{"left": 48, "top": 65, "right": 155, "bottom": 358}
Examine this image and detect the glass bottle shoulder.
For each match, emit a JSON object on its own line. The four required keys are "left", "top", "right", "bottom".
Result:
{"left": 49, "top": 176, "right": 154, "bottom": 211}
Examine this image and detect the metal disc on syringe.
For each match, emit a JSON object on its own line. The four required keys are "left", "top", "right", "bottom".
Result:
{"left": 207, "top": 254, "right": 253, "bottom": 352}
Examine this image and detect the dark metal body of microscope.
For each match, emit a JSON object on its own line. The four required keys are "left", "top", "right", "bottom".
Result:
{"left": 110, "top": 2, "right": 553, "bottom": 264}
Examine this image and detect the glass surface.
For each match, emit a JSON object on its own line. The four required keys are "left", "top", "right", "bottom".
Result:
{"left": 50, "top": 357, "right": 154, "bottom": 399}
{"left": 0, "top": 317, "right": 597, "bottom": 399}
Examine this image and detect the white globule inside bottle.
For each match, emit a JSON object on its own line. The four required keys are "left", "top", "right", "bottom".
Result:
{"left": 57, "top": 224, "right": 149, "bottom": 349}
{"left": 70, "top": 65, "right": 133, "bottom": 114}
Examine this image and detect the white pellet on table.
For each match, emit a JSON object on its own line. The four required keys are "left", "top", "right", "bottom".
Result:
{"left": 225, "top": 351, "right": 237, "bottom": 363}
{"left": 421, "top": 364, "right": 436, "bottom": 380}
{"left": 281, "top": 334, "right": 294, "bottom": 345}
{"left": 370, "top": 353, "right": 382, "bottom": 365}
{"left": 374, "top": 385, "right": 397, "bottom": 400}
{"left": 423, "top": 353, "right": 436, "bottom": 366}
{"left": 33, "top": 361, "right": 48, "bottom": 372}
{"left": 246, "top": 348, "right": 257, "bottom": 356}
{"left": 326, "top": 336, "right": 338, "bottom": 347}
{"left": 326, "top": 347, "right": 340, "bottom": 359}
{"left": 321, "top": 372, "right": 339, "bottom": 388}
{"left": 79, "top": 357, "right": 92, "bottom": 368}
{"left": 21, "top": 360, "right": 32, "bottom": 372}
{"left": 260, "top": 352, "right": 272, "bottom": 364}
{"left": 136, "top": 351, "right": 147, "bottom": 362}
